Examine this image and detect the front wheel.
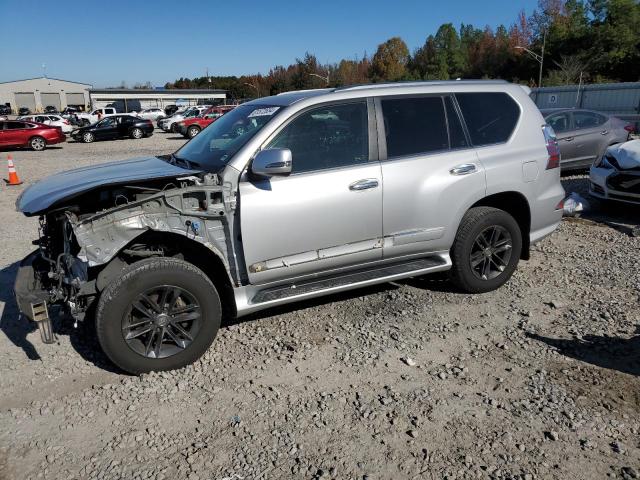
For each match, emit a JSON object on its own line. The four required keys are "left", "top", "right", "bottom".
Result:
{"left": 448, "top": 206, "right": 522, "bottom": 293}
{"left": 131, "top": 127, "right": 143, "bottom": 139}
{"left": 82, "top": 131, "right": 95, "bottom": 143}
{"left": 95, "top": 258, "right": 221, "bottom": 374}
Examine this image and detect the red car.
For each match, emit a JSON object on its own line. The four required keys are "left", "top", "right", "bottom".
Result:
{"left": 178, "top": 105, "right": 236, "bottom": 138}
{"left": 0, "top": 120, "right": 66, "bottom": 151}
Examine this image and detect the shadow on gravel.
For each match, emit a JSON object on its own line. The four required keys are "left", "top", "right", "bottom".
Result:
{"left": 527, "top": 330, "right": 640, "bottom": 377}
{"left": 166, "top": 136, "right": 187, "bottom": 140}
{"left": 0, "top": 262, "right": 121, "bottom": 372}
{"left": 0, "top": 262, "right": 40, "bottom": 360}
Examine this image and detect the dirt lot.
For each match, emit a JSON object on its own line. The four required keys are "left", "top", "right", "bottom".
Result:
{"left": 0, "top": 133, "right": 639, "bottom": 480}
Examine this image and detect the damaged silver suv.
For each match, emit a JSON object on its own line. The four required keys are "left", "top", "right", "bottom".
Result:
{"left": 15, "top": 81, "right": 565, "bottom": 374}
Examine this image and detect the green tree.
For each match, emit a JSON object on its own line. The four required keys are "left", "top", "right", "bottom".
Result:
{"left": 370, "top": 37, "right": 410, "bottom": 81}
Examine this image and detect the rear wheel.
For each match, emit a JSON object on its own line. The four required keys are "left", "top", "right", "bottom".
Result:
{"left": 82, "top": 131, "right": 95, "bottom": 143}
{"left": 29, "top": 136, "right": 46, "bottom": 151}
{"left": 449, "top": 206, "right": 522, "bottom": 293}
{"left": 96, "top": 257, "right": 221, "bottom": 374}
{"left": 187, "top": 126, "right": 200, "bottom": 138}
{"left": 131, "top": 127, "right": 143, "bottom": 139}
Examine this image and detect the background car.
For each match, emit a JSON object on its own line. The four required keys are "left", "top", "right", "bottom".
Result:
{"left": 18, "top": 107, "right": 31, "bottom": 116}
{"left": 75, "top": 107, "right": 118, "bottom": 126}
{"left": 164, "top": 105, "right": 179, "bottom": 116}
{"left": 162, "top": 106, "right": 210, "bottom": 132}
{"left": 17, "top": 114, "right": 73, "bottom": 134}
{"left": 0, "top": 105, "right": 11, "bottom": 115}
{"left": 542, "top": 108, "right": 634, "bottom": 170}
{"left": 0, "top": 120, "right": 66, "bottom": 150}
{"left": 157, "top": 107, "right": 190, "bottom": 130}
{"left": 138, "top": 108, "right": 165, "bottom": 121}
{"left": 590, "top": 139, "right": 640, "bottom": 204}
{"left": 178, "top": 105, "right": 236, "bottom": 138}
{"left": 44, "top": 105, "right": 59, "bottom": 114}
{"left": 71, "top": 115, "right": 153, "bottom": 143}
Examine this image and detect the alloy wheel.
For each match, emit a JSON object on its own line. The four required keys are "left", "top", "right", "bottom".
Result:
{"left": 122, "top": 285, "right": 202, "bottom": 359}
{"left": 469, "top": 225, "right": 513, "bottom": 281}
{"left": 31, "top": 137, "right": 45, "bottom": 150}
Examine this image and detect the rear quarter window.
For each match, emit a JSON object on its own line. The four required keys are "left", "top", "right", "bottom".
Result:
{"left": 455, "top": 92, "right": 520, "bottom": 146}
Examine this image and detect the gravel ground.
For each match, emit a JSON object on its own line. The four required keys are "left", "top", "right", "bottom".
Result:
{"left": 0, "top": 135, "right": 639, "bottom": 480}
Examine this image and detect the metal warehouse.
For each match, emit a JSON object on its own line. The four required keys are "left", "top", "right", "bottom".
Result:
{"left": 0, "top": 77, "right": 92, "bottom": 113}
{"left": 89, "top": 88, "right": 226, "bottom": 112}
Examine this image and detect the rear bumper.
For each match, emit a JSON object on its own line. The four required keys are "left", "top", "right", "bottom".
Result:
{"left": 14, "top": 250, "right": 50, "bottom": 322}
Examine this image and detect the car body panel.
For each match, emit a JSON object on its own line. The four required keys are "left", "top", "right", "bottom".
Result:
{"left": 16, "top": 156, "right": 202, "bottom": 216}
{"left": 239, "top": 162, "right": 383, "bottom": 284}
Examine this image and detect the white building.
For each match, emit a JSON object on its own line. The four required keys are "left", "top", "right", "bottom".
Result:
{"left": 89, "top": 88, "right": 227, "bottom": 112}
{"left": 0, "top": 77, "right": 92, "bottom": 113}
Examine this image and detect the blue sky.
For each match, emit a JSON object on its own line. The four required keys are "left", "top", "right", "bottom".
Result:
{"left": 0, "top": 0, "right": 539, "bottom": 87}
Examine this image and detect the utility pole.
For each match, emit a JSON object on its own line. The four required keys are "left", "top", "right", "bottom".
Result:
{"left": 515, "top": 29, "right": 546, "bottom": 88}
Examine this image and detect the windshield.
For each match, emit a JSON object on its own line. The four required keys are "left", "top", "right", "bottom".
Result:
{"left": 175, "top": 104, "right": 281, "bottom": 171}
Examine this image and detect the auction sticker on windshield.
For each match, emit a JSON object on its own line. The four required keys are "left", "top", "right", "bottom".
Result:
{"left": 248, "top": 107, "right": 280, "bottom": 118}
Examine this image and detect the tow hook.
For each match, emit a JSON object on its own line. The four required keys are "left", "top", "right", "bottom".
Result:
{"left": 30, "top": 302, "right": 56, "bottom": 344}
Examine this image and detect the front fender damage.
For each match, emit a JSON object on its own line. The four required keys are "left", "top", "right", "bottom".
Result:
{"left": 70, "top": 184, "right": 239, "bottom": 284}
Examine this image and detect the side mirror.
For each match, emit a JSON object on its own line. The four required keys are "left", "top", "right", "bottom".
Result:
{"left": 252, "top": 148, "right": 292, "bottom": 177}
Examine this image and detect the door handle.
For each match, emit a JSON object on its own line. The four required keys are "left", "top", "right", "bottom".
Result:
{"left": 349, "top": 178, "right": 379, "bottom": 191}
{"left": 601, "top": 130, "right": 609, "bottom": 135}
{"left": 449, "top": 163, "right": 477, "bottom": 176}
{"left": 564, "top": 137, "right": 574, "bottom": 141}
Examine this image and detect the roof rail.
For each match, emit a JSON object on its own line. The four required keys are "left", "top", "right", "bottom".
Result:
{"left": 333, "top": 79, "right": 508, "bottom": 92}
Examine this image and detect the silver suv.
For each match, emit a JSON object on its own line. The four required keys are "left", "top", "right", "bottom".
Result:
{"left": 15, "top": 80, "right": 565, "bottom": 374}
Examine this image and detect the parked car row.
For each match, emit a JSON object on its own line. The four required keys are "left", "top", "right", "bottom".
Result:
{"left": 17, "top": 114, "right": 74, "bottom": 133}
{"left": 71, "top": 115, "right": 154, "bottom": 143}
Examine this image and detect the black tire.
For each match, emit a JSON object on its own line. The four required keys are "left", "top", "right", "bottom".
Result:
{"left": 82, "top": 131, "right": 95, "bottom": 143}
{"left": 187, "top": 126, "right": 200, "bottom": 138}
{"left": 448, "top": 206, "right": 522, "bottom": 293}
{"left": 130, "top": 127, "right": 143, "bottom": 139}
{"left": 29, "top": 136, "right": 46, "bottom": 151}
{"left": 95, "top": 257, "right": 221, "bottom": 374}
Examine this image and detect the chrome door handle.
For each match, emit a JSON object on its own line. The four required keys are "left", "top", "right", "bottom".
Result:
{"left": 564, "top": 137, "right": 574, "bottom": 141}
{"left": 449, "top": 163, "right": 477, "bottom": 176}
{"left": 601, "top": 130, "right": 609, "bottom": 135}
{"left": 349, "top": 178, "right": 379, "bottom": 191}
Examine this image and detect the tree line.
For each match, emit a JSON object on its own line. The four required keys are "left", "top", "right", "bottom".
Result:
{"left": 164, "top": 0, "right": 639, "bottom": 100}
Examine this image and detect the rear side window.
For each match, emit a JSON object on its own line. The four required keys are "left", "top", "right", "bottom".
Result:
{"left": 6, "top": 121, "right": 27, "bottom": 130}
{"left": 381, "top": 96, "right": 449, "bottom": 157}
{"left": 456, "top": 92, "right": 520, "bottom": 146}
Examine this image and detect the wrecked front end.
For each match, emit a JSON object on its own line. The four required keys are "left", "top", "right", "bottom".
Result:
{"left": 590, "top": 140, "right": 640, "bottom": 204}
{"left": 14, "top": 165, "right": 239, "bottom": 344}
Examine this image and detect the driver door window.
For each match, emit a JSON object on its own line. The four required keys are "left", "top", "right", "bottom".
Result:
{"left": 266, "top": 102, "right": 369, "bottom": 174}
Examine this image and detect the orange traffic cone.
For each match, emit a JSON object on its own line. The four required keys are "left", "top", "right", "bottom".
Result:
{"left": 5, "top": 154, "right": 23, "bottom": 186}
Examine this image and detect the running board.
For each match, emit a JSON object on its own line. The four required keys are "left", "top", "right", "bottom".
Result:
{"left": 236, "top": 255, "right": 450, "bottom": 316}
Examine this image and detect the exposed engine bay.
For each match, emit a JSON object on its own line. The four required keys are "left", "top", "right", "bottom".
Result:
{"left": 15, "top": 172, "right": 240, "bottom": 329}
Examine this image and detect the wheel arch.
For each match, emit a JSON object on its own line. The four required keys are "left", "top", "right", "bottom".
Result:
{"left": 470, "top": 191, "right": 531, "bottom": 260}
{"left": 94, "top": 230, "right": 237, "bottom": 318}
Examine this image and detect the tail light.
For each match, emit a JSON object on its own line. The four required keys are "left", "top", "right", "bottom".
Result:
{"left": 624, "top": 124, "right": 635, "bottom": 133}
{"left": 63, "top": 120, "right": 70, "bottom": 125}
{"left": 542, "top": 124, "right": 560, "bottom": 169}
